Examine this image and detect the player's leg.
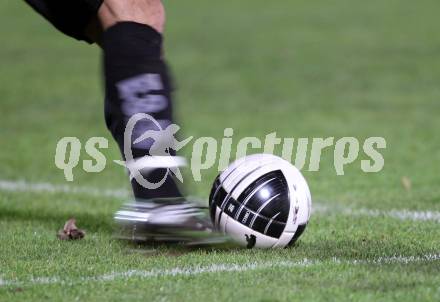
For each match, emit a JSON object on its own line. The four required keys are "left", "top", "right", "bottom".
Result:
{"left": 97, "top": 0, "right": 184, "bottom": 200}
{"left": 96, "top": 1, "right": 223, "bottom": 243}
{"left": 97, "top": 0, "right": 165, "bottom": 33}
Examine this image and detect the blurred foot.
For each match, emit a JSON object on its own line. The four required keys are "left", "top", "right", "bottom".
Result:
{"left": 114, "top": 198, "right": 228, "bottom": 246}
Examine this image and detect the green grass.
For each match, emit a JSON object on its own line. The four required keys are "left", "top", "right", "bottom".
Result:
{"left": 1, "top": 0, "right": 440, "bottom": 301}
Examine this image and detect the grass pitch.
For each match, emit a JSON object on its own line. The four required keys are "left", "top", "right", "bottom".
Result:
{"left": 1, "top": 0, "right": 440, "bottom": 301}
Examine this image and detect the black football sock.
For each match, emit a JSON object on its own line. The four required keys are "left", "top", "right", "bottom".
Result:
{"left": 102, "top": 22, "right": 183, "bottom": 200}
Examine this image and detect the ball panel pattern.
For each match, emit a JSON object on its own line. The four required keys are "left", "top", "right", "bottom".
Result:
{"left": 209, "top": 170, "right": 290, "bottom": 239}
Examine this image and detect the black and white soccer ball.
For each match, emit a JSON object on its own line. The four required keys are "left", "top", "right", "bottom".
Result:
{"left": 209, "top": 154, "right": 312, "bottom": 248}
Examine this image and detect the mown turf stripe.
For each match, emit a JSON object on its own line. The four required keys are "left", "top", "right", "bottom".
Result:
{"left": 1, "top": 179, "right": 440, "bottom": 223}
{"left": 0, "top": 253, "right": 439, "bottom": 288}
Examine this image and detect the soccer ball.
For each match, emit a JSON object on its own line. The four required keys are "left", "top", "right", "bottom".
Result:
{"left": 209, "top": 154, "right": 312, "bottom": 248}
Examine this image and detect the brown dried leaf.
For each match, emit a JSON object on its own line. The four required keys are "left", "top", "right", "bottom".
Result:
{"left": 57, "top": 218, "right": 86, "bottom": 240}
{"left": 56, "top": 231, "right": 70, "bottom": 240}
{"left": 69, "top": 228, "right": 86, "bottom": 240}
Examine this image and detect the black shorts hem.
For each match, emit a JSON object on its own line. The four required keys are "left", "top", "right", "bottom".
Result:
{"left": 24, "top": 0, "right": 103, "bottom": 43}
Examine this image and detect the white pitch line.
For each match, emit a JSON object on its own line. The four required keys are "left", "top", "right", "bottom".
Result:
{"left": 0, "top": 179, "right": 440, "bottom": 223}
{"left": 0, "top": 179, "right": 129, "bottom": 199}
{"left": 0, "top": 253, "right": 439, "bottom": 288}
{"left": 313, "top": 205, "right": 440, "bottom": 223}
